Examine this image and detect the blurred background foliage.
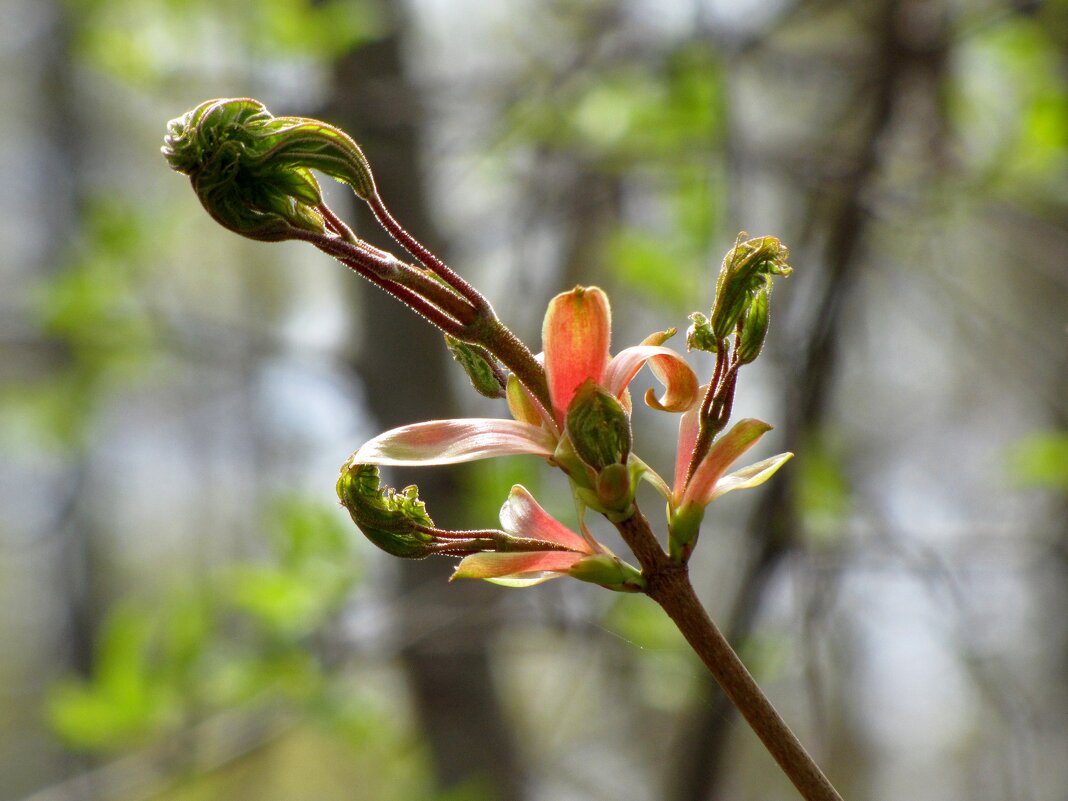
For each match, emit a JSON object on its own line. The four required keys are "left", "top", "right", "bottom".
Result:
{"left": 1, "top": 1, "right": 1066, "bottom": 800}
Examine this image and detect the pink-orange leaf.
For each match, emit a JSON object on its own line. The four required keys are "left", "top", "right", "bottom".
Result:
{"left": 673, "top": 394, "right": 704, "bottom": 499}
{"left": 354, "top": 418, "right": 555, "bottom": 466}
{"left": 451, "top": 551, "right": 585, "bottom": 582}
{"left": 602, "top": 345, "right": 699, "bottom": 413}
{"left": 499, "top": 485, "right": 591, "bottom": 553}
{"left": 681, "top": 418, "right": 773, "bottom": 507}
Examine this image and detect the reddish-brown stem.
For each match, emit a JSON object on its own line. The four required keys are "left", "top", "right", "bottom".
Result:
{"left": 348, "top": 264, "right": 468, "bottom": 336}
{"left": 716, "top": 365, "right": 739, "bottom": 427}
{"left": 613, "top": 510, "right": 843, "bottom": 801}
{"left": 429, "top": 540, "right": 496, "bottom": 556}
{"left": 709, "top": 345, "right": 727, "bottom": 404}
{"left": 297, "top": 225, "right": 554, "bottom": 415}
{"left": 309, "top": 203, "right": 553, "bottom": 413}
{"left": 685, "top": 352, "right": 744, "bottom": 486}
{"left": 367, "top": 193, "right": 491, "bottom": 315}
{"left": 300, "top": 234, "right": 469, "bottom": 336}
{"left": 652, "top": 574, "right": 843, "bottom": 801}
{"left": 422, "top": 529, "right": 576, "bottom": 557}
{"left": 303, "top": 231, "right": 480, "bottom": 329}
{"left": 686, "top": 346, "right": 728, "bottom": 483}
{"left": 319, "top": 203, "right": 359, "bottom": 244}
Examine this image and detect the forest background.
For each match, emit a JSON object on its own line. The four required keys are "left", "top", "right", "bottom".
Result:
{"left": 2, "top": 1, "right": 1067, "bottom": 800}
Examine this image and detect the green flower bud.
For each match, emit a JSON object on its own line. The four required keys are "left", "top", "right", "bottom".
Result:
{"left": 336, "top": 462, "right": 436, "bottom": 559}
{"left": 445, "top": 335, "right": 507, "bottom": 399}
{"left": 567, "top": 554, "right": 645, "bottom": 592}
{"left": 162, "top": 98, "right": 378, "bottom": 242}
{"left": 565, "top": 379, "right": 632, "bottom": 472}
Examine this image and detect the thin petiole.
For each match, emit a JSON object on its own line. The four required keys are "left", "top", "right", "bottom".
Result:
{"left": 367, "top": 193, "right": 492, "bottom": 316}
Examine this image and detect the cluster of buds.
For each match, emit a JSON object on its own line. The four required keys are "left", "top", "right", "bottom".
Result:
{"left": 164, "top": 99, "right": 793, "bottom": 589}
{"left": 162, "top": 98, "right": 541, "bottom": 407}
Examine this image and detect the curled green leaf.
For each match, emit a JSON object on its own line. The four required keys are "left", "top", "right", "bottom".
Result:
{"left": 259, "top": 116, "right": 377, "bottom": 201}
{"left": 336, "top": 461, "right": 435, "bottom": 558}
{"left": 162, "top": 98, "right": 377, "bottom": 242}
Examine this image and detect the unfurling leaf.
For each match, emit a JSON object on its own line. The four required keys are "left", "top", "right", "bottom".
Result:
{"left": 163, "top": 98, "right": 377, "bottom": 241}
{"left": 709, "top": 233, "right": 791, "bottom": 340}
{"left": 736, "top": 285, "right": 770, "bottom": 364}
{"left": 336, "top": 462, "right": 435, "bottom": 558}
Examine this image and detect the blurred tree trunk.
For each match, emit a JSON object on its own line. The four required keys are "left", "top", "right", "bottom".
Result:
{"left": 40, "top": 0, "right": 97, "bottom": 684}
{"left": 320, "top": 10, "right": 524, "bottom": 801}
{"left": 0, "top": 2, "right": 102, "bottom": 796}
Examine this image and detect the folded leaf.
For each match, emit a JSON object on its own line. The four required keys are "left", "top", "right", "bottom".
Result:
{"left": 602, "top": 344, "right": 699, "bottom": 413}
{"left": 681, "top": 418, "right": 772, "bottom": 508}
{"left": 703, "top": 452, "right": 793, "bottom": 505}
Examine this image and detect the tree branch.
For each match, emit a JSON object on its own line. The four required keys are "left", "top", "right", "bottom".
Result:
{"left": 612, "top": 510, "right": 843, "bottom": 801}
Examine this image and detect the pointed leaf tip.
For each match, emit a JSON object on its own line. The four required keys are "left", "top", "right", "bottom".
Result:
{"left": 499, "top": 485, "right": 591, "bottom": 553}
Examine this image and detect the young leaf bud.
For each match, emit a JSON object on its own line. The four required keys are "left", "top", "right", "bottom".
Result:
{"left": 445, "top": 336, "right": 507, "bottom": 399}
{"left": 565, "top": 380, "right": 632, "bottom": 472}
{"left": 686, "top": 311, "right": 719, "bottom": 353}
{"left": 709, "top": 234, "right": 792, "bottom": 340}
{"left": 163, "top": 98, "right": 379, "bottom": 241}
{"left": 736, "top": 284, "right": 770, "bottom": 365}
{"left": 597, "top": 463, "right": 635, "bottom": 515}
{"left": 163, "top": 98, "right": 325, "bottom": 241}
{"left": 668, "top": 504, "right": 705, "bottom": 563}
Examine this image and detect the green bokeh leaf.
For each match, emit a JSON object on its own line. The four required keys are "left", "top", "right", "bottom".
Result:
{"left": 1007, "top": 431, "right": 1068, "bottom": 489}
